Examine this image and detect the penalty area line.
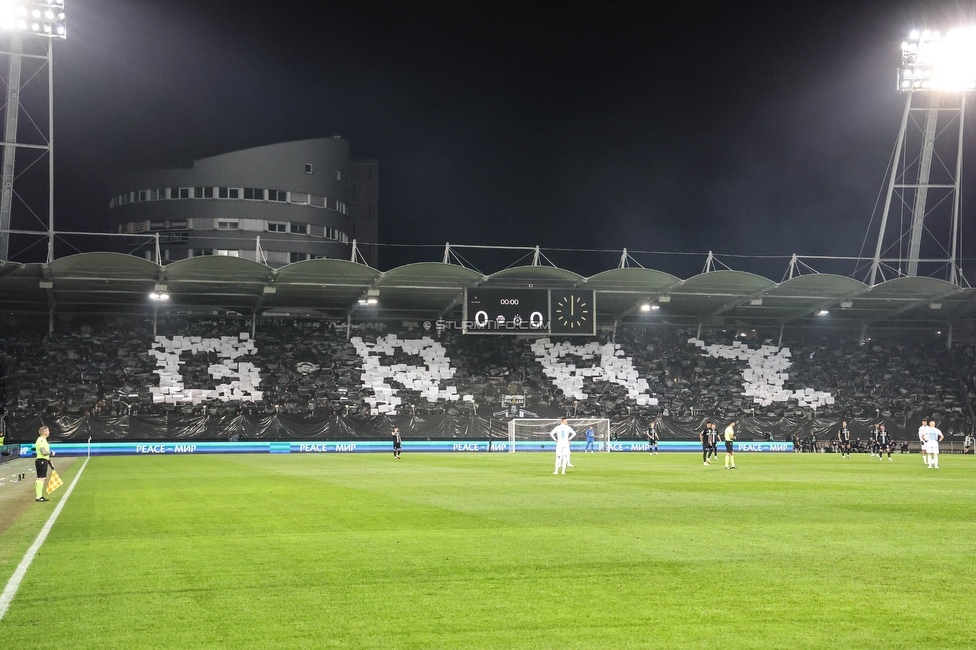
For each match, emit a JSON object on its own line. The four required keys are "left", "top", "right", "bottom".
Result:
{"left": 0, "top": 457, "right": 90, "bottom": 622}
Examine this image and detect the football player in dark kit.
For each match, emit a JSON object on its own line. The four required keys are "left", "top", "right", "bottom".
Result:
{"left": 646, "top": 422, "right": 659, "bottom": 455}
{"left": 838, "top": 421, "right": 853, "bottom": 458}
{"left": 700, "top": 422, "right": 712, "bottom": 465}
{"left": 869, "top": 424, "right": 880, "bottom": 457}
{"left": 392, "top": 426, "right": 402, "bottom": 459}
{"left": 877, "top": 424, "right": 893, "bottom": 461}
{"left": 707, "top": 422, "right": 720, "bottom": 463}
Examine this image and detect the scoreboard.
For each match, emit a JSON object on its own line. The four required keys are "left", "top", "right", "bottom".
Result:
{"left": 463, "top": 288, "right": 595, "bottom": 335}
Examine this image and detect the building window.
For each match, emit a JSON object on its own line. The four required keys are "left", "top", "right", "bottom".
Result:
{"left": 218, "top": 187, "right": 241, "bottom": 199}
{"left": 178, "top": 187, "right": 190, "bottom": 199}
{"left": 215, "top": 249, "right": 240, "bottom": 257}
{"left": 267, "top": 222, "right": 287, "bottom": 233}
{"left": 309, "top": 194, "right": 326, "bottom": 208}
{"left": 290, "top": 223, "right": 308, "bottom": 235}
{"left": 217, "top": 220, "right": 239, "bottom": 230}
{"left": 305, "top": 163, "right": 313, "bottom": 174}
{"left": 268, "top": 189, "right": 286, "bottom": 202}
{"left": 335, "top": 170, "right": 341, "bottom": 181}
{"left": 137, "top": 190, "right": 147, "bottom": 202}
{"left": 289, "top": 252, "right": 309, "bottom": 263}
{"left": 243, "top": 187, "right": 263, "bottom": 200}
{"left": 193, "top": 187, "right": 214, "bottom": 199}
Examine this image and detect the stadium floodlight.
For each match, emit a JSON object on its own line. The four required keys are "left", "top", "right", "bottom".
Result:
{"left": 0, "top": 0, "right": 67, "bottom": 39}
{"left": 639, "top": 303, "right": 651, "bottom": 312}
{"left": 899, "top": 27, "right": 976, "bottom": 92}
{"left": 818, "top": 310, "right": 829, "bottom": 316}
{"left": 869, "top": 26, "right": 972, "bottom": 287}
{"left": 149, "top": 292, "right": 169, "bottom": 301}
{"left": 0, "top": 0, "right": 66, "bottom": 263}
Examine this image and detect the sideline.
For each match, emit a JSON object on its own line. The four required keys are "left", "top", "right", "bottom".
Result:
{"left": 0, "top": 457, "right": 90, "bottom": 621}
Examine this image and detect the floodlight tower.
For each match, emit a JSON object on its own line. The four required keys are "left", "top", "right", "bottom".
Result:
{"left": 0, "top": 0, "right": 66, "bottom": 262}
{"left": 868, "top": 28, "right": 976, "bottom": 286}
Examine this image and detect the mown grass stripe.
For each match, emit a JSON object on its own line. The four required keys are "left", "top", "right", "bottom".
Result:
{"left": 0, "top": 457, "right": 89, "bottom": 621}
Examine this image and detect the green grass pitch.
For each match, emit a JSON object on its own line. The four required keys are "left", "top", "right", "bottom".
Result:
{"left": 1, "top": 452, "right": 974, "bottom": 649}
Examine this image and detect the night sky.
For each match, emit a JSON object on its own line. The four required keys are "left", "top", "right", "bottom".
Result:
{"left": 37, "top": 0, "right": 976, "bottom": 277}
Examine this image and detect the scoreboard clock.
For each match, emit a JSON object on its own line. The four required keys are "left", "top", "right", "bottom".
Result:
{"left": 550, "top": 290, "right": 595, "bottom": 335}
{"left": 464, "top": 288, "right": 549, "bottom": 333}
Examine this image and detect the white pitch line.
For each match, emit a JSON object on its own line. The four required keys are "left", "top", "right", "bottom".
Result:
{"left": 0, "top": 457, "right": 90, "bottom": 621}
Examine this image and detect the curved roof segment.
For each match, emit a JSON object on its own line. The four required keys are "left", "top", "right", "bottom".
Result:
{"left": 484, "top": 266, "right": 583, "bottom": 287}
{"left": 0, "top": 252, "right": 974, "bottom": 328}
{"left": 161, "top": 257, "right": 274, "bottom": 308}
{"left": 375, "top": 263, "right": 483, "bottom": 315}
{"left": 266, "top": 259, "right": 381, "bottom": 315}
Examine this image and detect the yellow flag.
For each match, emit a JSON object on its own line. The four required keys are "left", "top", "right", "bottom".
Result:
{"left": 46, "top": 469, "right": 63, "bottom": 494}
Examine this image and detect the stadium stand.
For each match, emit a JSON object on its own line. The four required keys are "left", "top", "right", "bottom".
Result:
{"left": 1, "top": 316, "right": 973, "bottom": 444}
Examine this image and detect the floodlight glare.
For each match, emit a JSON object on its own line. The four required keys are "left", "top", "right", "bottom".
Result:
{"left": 0, "top": 1, "right": 67, "bottom": 39}
{"left": 639, "top": 303, "right": 651, "bottom": 312}
{"left": 149, "top": 292, "right": 169, "bottom": 301}
{"left": 900, "top": 27, "right": 976, "bottom": 92}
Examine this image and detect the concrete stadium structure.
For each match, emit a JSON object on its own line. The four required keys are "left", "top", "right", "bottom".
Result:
{"left": 107, "top": 137, "right": 378, "bottom": 267}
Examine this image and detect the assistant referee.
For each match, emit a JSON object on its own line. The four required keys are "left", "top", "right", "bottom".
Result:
{"left": 34, "top": 425, "right": 55, "bottom": 502}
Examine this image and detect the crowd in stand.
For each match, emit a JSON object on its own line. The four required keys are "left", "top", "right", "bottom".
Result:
{"left": 1, "top": 316, "right": 974, "bottom": 438}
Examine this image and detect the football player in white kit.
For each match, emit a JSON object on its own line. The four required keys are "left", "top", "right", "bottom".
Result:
{"left": 926, "top": 419, "right": 943, "bottom": 469}
{"left": 550, "top": 417, "right": 577, "bottom": 475}
{"left": 918, "top": 419, "right": 930, "bottom": 466}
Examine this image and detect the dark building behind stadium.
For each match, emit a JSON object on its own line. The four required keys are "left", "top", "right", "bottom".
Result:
{"left": 108, "top": 137, "right": 379, "bottom": 268}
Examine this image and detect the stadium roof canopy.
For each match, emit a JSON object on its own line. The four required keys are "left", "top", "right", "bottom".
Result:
{"left": 1, "top": 252, "right": 975, "bottom": 332}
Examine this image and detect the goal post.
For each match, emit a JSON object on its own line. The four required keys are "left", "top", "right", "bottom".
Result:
{"left": 507, "top": 418, "right": 612, "bottom": 452}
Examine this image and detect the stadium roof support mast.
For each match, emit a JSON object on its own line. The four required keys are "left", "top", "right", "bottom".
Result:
{"left": 0, "top": 1, "right": 66, "bottom": 263}
{"left": 869, "top": 28, "right": 975, "bottom": 287}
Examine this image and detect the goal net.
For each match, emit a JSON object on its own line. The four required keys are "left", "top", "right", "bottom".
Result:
{"left": 507, "top": 418, "right": 611, "bottom": 452}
